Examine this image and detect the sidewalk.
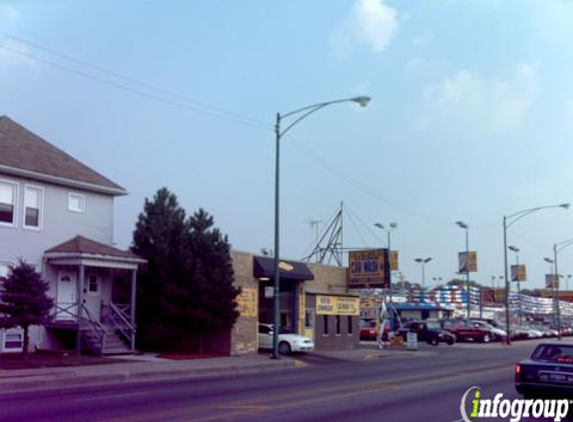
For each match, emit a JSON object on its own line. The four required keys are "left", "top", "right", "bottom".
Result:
{"left": 0, "top": 352, "right": 295, "bottom": 393}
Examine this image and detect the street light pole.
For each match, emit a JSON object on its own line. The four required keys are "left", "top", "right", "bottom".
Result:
{"left": 272, "top": 96, "right": 371, "bottom": 359}
{"left": 374, "top": 222, "right": 398, "bottom": 299}
{"left": 551, "top": 237, "right": 573, "bottom": 341}
{"left": 508, "top": 246, "right": 522, "bottom": 325}
{"left": 502, "top": 203, "right": 570, "bottom": 345}
{"left": 456, "top": 221, "right": 470, "bottom": 318}
{"left": 414, "top": 257, "right": 432, "bottom": 291}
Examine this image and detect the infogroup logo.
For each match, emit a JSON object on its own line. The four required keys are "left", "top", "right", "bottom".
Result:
{"left": 460, "top": 386, "right": 570, "bottom": 422}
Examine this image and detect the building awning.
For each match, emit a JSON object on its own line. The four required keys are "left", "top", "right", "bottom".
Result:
{"left": 253, "top": 256, "right": 314, "bottom": 281}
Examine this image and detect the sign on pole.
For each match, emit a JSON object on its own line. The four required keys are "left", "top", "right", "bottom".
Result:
{"left": 510, "top": 264, "right": 527, "bottom": 282}
{"left": 348, "top": 249, "right": 390, "bottom": 289}
{"left": 546, "top": 274, "right": 560, "bottom": 289}
{"left": 458, "top": 251, "right": 478, "bottom": 273}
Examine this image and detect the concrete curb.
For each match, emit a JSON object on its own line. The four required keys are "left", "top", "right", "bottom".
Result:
{"left": 0, "top": 360, "right": 296, "bottom": 394}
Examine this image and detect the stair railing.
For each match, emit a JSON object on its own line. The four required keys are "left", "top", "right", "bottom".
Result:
{"left": 80, "top": 304, "right": 107, "bottom": 356}
{"left": 109, "top": 302, "right": 136, "bottom": 351}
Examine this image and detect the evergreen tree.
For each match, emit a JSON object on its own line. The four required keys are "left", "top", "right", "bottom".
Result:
{"left": 132, "top": 188, "right": 189, "bottom": 350}
{"left": 132, "top": 189, "right": 239, "bottom": 352}
{"left": 0, "top": 260, "right": 54, "bottom": 359}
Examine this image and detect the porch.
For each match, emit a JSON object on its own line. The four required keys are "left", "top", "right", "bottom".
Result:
{"left": 43, "top": 236, "right": 146, "bottom": 356}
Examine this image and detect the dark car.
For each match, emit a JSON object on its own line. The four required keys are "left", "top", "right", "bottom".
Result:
{"left": 516, "top": 343, "right": 573, "bottom": 397}
{"left": 397, "top": 320, "right": 456, "bottom": 346}
{"left": 441, "top": 319, "right": 497, "bottom": 343}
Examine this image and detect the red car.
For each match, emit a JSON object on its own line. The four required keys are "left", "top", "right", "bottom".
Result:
{"left": 360, "top": 320, "right": 377, "bottom": 341}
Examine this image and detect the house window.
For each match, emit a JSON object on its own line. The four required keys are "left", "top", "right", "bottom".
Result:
{"left": 68, "top": 193, "right": 85, "bottom": 213}
{"left": 87, "top": 275, "right": 99, "bottom": 294}
{"left": 335, "top": 315, "right": 341, "bottom": 335}
{"left": 0, "top": 181, "right": 17, "bottom": 226}
{"left": 24, "top": 185, "right": 43, "bottom": 229}
{"left": 3, "top": 331, "right": 23, "bottom": 352}
{"left": 323, "top": 315, "right": 329, "bottom": 335}
{"left": 347, "top": 316, "right": 353, "bottom": 335}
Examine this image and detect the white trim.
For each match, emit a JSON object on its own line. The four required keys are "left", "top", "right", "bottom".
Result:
{"left": 0, "top": 164, "right": 127, "bottom": 196}
{"left": 1, "top": 329, "right": 24, "bottom": 353}
{"left": 68, "top": 192, "right": 86, "bottom": 214}
{"left": 0, "top": 178, "right": 18, "bottom": 228}
{"left": 23, "top": 184, "right": 44, "bottom": 231}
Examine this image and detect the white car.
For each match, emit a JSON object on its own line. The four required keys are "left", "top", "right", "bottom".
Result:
{"left": 258, "top": 323, "right": 314, "bottom": 354}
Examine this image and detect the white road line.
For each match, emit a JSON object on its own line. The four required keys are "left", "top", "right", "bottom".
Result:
{"left": 74, "top": 391, "right": 150, "bottom": 402}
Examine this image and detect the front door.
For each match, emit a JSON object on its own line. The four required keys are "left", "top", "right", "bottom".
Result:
{"left": 84, "top": 273, "right": 101, "bottom": 321}
{"left": 57, "top": 270, "right": 77, "bottom": 320}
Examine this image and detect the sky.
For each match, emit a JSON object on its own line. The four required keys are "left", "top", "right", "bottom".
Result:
{"left": 1, "top": 0, "right": 573, "bottom": 290}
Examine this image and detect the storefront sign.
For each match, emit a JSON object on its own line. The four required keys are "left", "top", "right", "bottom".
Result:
{"left": 316, "top": 295, "right": 360, "bottom": 316}
{"left": 511, "top": 264, "right": 527, "bottom": 282}
{"left": 458, "top": 251, "right": 478, "bottom": 273}
{"left": 236, "top": 288, "right": 258, "bottom": 317}
{"left": 348, "top": 249, "right": 390, "bottom": 289}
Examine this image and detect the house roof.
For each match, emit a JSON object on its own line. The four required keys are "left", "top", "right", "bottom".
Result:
{"left": 0, "top": 116, "right": 126, "bottom": 195}
{"left": 45, "top": 236, "right": 144, "bottom": 262}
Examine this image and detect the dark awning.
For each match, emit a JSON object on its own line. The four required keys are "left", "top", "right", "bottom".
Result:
{"left": 253, "top": 256, "right": 314, "bottom": 281}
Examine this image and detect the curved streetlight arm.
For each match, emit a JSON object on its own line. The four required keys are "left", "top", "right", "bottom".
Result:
{"left": 278, "top": 96, "right": 370, "bottom": 138}
{"left": 506, "top": 204, "right": 570, "bottom": 229}
{"left": 556, "top": 237, "right": 573, "bottom": 254}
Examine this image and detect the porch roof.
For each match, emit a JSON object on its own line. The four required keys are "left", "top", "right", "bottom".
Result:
{"left": 44, "top": 236, "right": 146, "bottom": 268}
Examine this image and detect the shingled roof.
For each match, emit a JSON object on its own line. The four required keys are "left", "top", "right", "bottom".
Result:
{"left": 0, "top": 116, "right": 126, "bottom": 195}
{"left": 45, "top": 236, "right": 144, "bottom": 262}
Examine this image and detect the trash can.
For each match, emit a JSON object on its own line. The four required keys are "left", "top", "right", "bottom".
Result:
{"left": 406, "top": 332, "right": 418, "bottom": 351}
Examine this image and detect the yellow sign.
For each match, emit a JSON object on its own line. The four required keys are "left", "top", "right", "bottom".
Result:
{"left": 348, "top": 249, "right": 389, "bottom": 288}
{"left": 278, "top": 262, "right": 294, "bottom": 271}
{"left": 458, "top": 251, "right": 478, "bottom": 273}
{"left": 236, "top": 288, "right": 258, "bottom": 317}
{"left": 511, "top": 264, "right": 527, "bottom": 282}
{"left": 546, "top": 274, "right": 560, "bottom": 289}
{"left": 316, "top": 295, "right": 360, "bottom": 316}
{"left": 390, "top": 250, "right": 399, "bottom": 271}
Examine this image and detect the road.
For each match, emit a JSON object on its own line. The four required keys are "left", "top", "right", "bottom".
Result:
{"left": 0, "top": 340, "right": 567, "bottom": 422}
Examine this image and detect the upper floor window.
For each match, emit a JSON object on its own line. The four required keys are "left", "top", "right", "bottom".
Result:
{"left": 24, "top": 185, "right": 43, "bottom": 230}
{"left": 68, "top": 193, "right": 85, "bottom": 213}
{"left": 0, "top": 181, "right": 17, "bottom": 227}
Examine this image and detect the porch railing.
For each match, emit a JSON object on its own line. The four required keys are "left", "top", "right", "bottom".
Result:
{"left": 80, "top": 304, "right": 107, "bottom": 356}
{"left": 109, "top": 302, "right": 136, "bottom": 351}
{"left": 52, "top": 302, "right": 78, "bottom": 321}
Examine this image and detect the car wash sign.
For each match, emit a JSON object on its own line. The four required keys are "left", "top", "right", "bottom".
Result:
{"left": 348, "top": 248, "right": 390, "bottom": 289}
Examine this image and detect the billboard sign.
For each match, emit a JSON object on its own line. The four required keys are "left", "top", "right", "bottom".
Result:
{"left": 458, "top": 251, "right": 478, "bottom": 273}
{"left": 511, "top": 264, "right": 527, "bottom": 282}
{"left": 348, "top": 249, "right": 390, "bottom": 289}
{"left": 390, "top": 250, "right": 399, "bottom": 271}
{"left": 546, "top": 274, "right": 560, "bottom": 289}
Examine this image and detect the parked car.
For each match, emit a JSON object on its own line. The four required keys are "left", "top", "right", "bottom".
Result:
{"left": 470, "top": 320, "right": 507, "bottom": 341}
{"left": 359, "top": 320, "right": 377, "bottom": 341}
{"left": 397, "top": 320, "right": 456, "bottom": 346}
{"left": 258, "top": 323, "right": 314, "bottom": 354}
{"left": 441, "top": 319, "right": 497, "bottom": 343}
{"left": 516, "top": 342, "right": 573, "bottom": 397}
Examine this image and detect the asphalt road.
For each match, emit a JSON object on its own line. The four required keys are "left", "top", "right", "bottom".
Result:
{"left": 0, "top": 340, "right": 569, "bottom": 422}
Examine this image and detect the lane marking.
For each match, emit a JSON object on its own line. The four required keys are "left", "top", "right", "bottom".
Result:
{"left": 74, "top": 391, "right": 150, "bottom": 402}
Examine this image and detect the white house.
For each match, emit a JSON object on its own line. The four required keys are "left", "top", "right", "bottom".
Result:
{"left": 0, "top": 116, "right": 144, "bottom": 355}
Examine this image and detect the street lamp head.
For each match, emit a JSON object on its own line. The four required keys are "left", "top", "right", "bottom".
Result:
{"left": 351, "top": 96, "right": 371, "bottom": 107}
{"left": 414, "top": 258, "right": 423, "bottom": 263}
{"left": 508, "top": 245, "right": 520, "bottom": 253}
{"left": 424, "top": 257, "right": 433, "bottom": 263}
{"left": 560, "top": 203, "right": 571, "bottom": 209}
{"left": 544, "top": 257, "right": 555, "bottom": 264}
{"left": 374, "top": 222, "right": 384, "bottom": 229}
{"left": 389, "top": 222, "right": 398, "bottom": 229}
{"left": 455, "top": 221, "right": 468, "bottom": 229}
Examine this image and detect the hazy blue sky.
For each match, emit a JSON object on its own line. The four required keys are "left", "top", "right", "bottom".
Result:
{"left": 1, "top": 0, "right": 573, "bottom": 290}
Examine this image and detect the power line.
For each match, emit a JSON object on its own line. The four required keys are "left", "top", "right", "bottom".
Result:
{"left": 0, "top": 30, "right": 272, "bottom": 130}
